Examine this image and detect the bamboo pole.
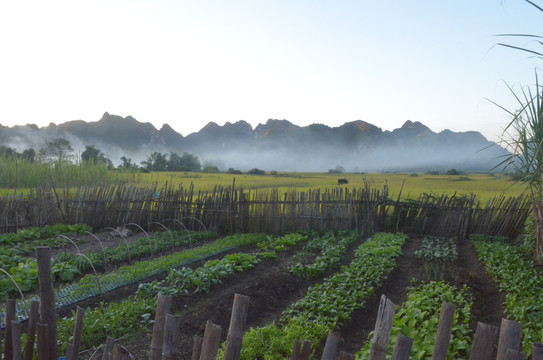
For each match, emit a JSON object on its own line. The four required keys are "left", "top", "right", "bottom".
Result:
{"left": 36, "top": 247, "right": 58, "bottom": 360}
{"left": 192, "top": 336, "right": 203, "bottom": 360}
{"left": 102, "top": 337, "right": 116, "bottom": 360}
{"left": 321, "top": 331, "right": 340, "bottom": 360}
{"left": 223, "top": 294, "right": 250, "bottom": 360}
{"left": 4, "top": 299, "right": 16, "bottom": 360}
{"left": 199, "top": 320, "right": 222, "bottom": 360}
{"left": 533, "top": 343, "right": 543, "bottom": 360}
{"left": 469, "top": 322, "right": 499, "bottom": 360}
{"left": 369, "top": 295, "right": 396, "bottom": 360}
{"left": 338, "top": 351, "right": 355, "bottom": 360}
{"left": 291, "top": 340, "right": 302, "bottom": 360}
{"left": 431, "top": 302, "right": 456, "bottom": 360}
{"left": 69, "top": 307, "right": 85, "bottom": 360}
{"left": 12, "top": 320, "right": 23, "bottom": 360}
{"left": 300, "top": 341, "right": 312, "bottom": 360}
{"left": 391, "top": 334, "right": 413, "bottom": 360}
{"left": 496, "top": 319, "right": 523, "bottom": 360}
{"left": 504, "top": 349, "right": 526, "bottom": 360}
{"left": 161, "top": 314, "right": 181, "bottom": 360}
{"left": 24, "top": 300, "right": 40, "bottom": 360}
{"left": 151, "top": 293, "right": 173, "bottom": 360}
{"left": 37, "top": 323, "right": 49, "bottom": 360}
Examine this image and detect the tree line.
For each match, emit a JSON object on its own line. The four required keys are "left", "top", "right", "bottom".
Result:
{"left": 0, "top": 138, "right": 203, "bottom": 172}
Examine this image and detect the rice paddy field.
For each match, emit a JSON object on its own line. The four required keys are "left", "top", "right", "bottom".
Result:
{"left": 119, "top": 171, "right": 525, "bottom": 202}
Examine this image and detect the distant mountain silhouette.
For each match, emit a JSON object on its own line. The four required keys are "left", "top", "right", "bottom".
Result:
{"left": 0, "top": 113, "right": 508, "bottom": 172}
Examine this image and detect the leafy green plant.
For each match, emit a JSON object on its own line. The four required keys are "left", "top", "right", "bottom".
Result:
{"left": 356, "top": 281, "right": 472, "bottom": 360}
{"left": 473, "top": 235, "right": 543, "bottom": 354}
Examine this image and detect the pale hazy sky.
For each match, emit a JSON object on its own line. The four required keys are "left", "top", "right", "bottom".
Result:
{"left": 1, "top": 0, "right": 542, "bottom": 142}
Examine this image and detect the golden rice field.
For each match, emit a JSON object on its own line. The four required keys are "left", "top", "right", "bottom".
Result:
{"left": 119, "top": 171, "right": 526, "bottom": 202}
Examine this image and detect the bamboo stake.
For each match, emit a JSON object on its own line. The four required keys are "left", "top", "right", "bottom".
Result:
{"left": 199, "top": 320, "right": 222, "bottom": 360}
{"left": 496, "top": 319, "right": 523, "bottom": 360}
{"left": 369, "top": 295, "right": 396, "bottom": 360}
{"left": 533, "top": 343, "right": 543, "bottom": 360}
{"left": 300, "top": 341, "right": 312, "bottom": 360}
{"left": 291, "top": 340, "right": 302, "bottom": 360}
{"left": 12, "top": 320, "right": 23, "bottom": 360}
{"left": 469, "top": 322, "right": 499, "bottom": 360}
{"left": 223, "top": 294, "right": 250, "bottom": 360}
{"left": 4, "top": 299, "right": 16, "bottom": 360}
{"left": 70, "top": 307, "right": 85, "bottom": 360}
{"left": 24, "top": 300, "right": 40, "bottom": 360}
{"left": 37, "top": 323, "right": 49, "bottom": 360}
{"left": 102, "top": 337, "right": 116, "bottom": 360}
{"left": 161, "top": 314, "right": 181, "bottom": 360}
{"left": 37, "top": 247, "right": 58, "bottom": 360}
{"left": 151, "top": 293, "right": 172, "bottom": 360}
{"left": 192, "top": 336, "right": 203, "bottom": 360}
{"left": 391, "top": 334, "right": 413, "bottom": 360}
{"left": 321, "top": 331, "right": 340, "bottom": 360}
{"left": 431, "top": 302, "right": 456, "bottom": 360}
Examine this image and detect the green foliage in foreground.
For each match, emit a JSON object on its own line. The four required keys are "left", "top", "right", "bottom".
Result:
{"left": 356, "top": 281, "right": 472, "bottom": 360}
{"left": 472, "top": 235, "right": 543, "bottom": 355}
{"left": 56, "top": 232, "right": 307, "bottom": 352}
{"left": 228, "top": 232, "right": 406, "bottom": 360}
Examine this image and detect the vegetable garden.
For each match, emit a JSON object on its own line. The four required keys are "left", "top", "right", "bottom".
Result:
{"left": 1, "top": 184, "right": 542, "bottom": 359}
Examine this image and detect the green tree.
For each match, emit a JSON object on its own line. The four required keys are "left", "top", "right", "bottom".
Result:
{"left": 40, "top": 138, "right": 74, "bottom": 163}
{"left": 81, "top": 145, "right": 111, "bottom": 167}
{"left": 141, "top": 152, "right": 168, "bottom": 171}
{"left": 21, "top": 148, "right": 36, "bottom": 163}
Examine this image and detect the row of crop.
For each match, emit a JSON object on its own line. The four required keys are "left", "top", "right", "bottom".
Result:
{"left": 472, "top": 234, "right": 543, "bottom": 355}
{"left": 0, "top": 224, "right": 92, "bottom": 250}
{"left": 0, "top": 233, "right": 267, "bottom": 326}
{"left": 229, "top": 232, "right": 406, "bottom": 360}
{"left": 0, "top": 230, "right": 218, "bottom": 301}
{"left": 356, "top": 281, "right": 473, "bottom": 360}
{"left": 288, "top": 230, "right": 358, "bottom": 278}
{"left": 55, "top": 232, "right": 309, "bottom": 352}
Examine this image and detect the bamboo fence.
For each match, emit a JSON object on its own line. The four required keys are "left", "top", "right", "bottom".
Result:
{"left": 0, "top": 182, "right": 531, "bottom": 238}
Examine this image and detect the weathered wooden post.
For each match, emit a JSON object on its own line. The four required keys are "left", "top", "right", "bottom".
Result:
{"left": 338, "top": 351, "right": 356, "bottom": 360}
{"left": 37, "top": 323, "right": 50, "bottom": 360}
{"left": 199, "top": 320, "right": 222, "bottom": 360}
{"left": 469, "top": 322, "right": 499, "bottom": 360}
{"left": 161, "top": 314, "right": 181, "bottom": 360}
{"left": 151, "top": 293, "right": 172, "bottom": 360}
{"left": 102, "top": 337, "right": 116, "bottom": 360}
{"left": 496, "top": 319, "right": 523, "bottom": 360}
{"left": 532, "top": 343, "right": 543, "bottom": 360}
{"left": 67, "top": 306, "right": 85, "bottom": 360}
{"left": 504, "top": 349, "right": 526, "bottom": 360}
{"left": 4, "top": 299, "right": 16, "bottom": 360}
{"left": 192, "top": 336, "right": 203, "bottom": 360}
{"left": 369, "top": 295, "right": 396, "bottom": 360}
{"left": 391, "top": 334, "right": 413, "bottom": 360}
{"left": 291, "top": 340, "right": 302, "bottom": 360}
{"left": 112, "top": 344, "right": 131, "bottom": 360}
{"left": 431, "top": 302, "right": 456, "bottom": 360}
{"left": 37, "top": 247, "right": 58, "bottom": 360}
{"left": 321, "top": 331, "right": 340, "bottom": 360}
{"left": 223, "top": 294, "right": 250, "bottom": 360}
{"left": 300, "top": 341, "right": 312, "bottom": 360}
{"left": 12, "top": 320, "right": 23, "bottom": 360}
{"left": 24, "top": 300, "right": 40, "bottom": 360}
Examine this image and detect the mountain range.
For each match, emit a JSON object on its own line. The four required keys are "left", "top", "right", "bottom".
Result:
{"left": 0, "top": 112, "right": 508, "bottom": 172}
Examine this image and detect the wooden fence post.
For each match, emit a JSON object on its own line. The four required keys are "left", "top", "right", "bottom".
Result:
{"left": 321, "top": 331, "right": 340, "bottom": 360}
{"left": 199, "top": 320, "right": 222, "bottom": 360}
{"left": 37, "top": 247, "right": 58, "bottom": 360}
{"left": 4, "top": 299, "right": 16, "bottom": 360}
{"left": 505, "top": 349, "right": 526, "bottom": 360}
{"left": 291, "top": 340, "right": 302, "bottom": 360}
{"left": 369, "top": 295, "right": 396, "bottom": 360}
{"left": 102, "top": 337, "right": 116, "bottom": 360}
{"left": 24, "top": 300, "right": 40, "bottom": 360}
{"left": 300, "top": 341, "right": 312, "bottom": 360}
{"left": 532, "top": 343, "right": 543, "bottom": 360}
{"left": 161, "top": 314, "right": 181, "bottom": 360}
{"left": 151, "top": 293, "right": 172, "bottom": 360}
{"left": 224, "top": 294, "right": 250, "bottom": 360}
{"left": 496, "top": 319, "right": 523, "bottom": 360}
{"left": 192, "top": 336, "right": 203, "bottom": 360}
{"left": 112, "top": 344, "right": 131, "bottom": 360}
{"left": 469, "top": 322, "right": 499, "bottom": 360}
{"left": 37, "top": 323, "right": 49, "bottom": 360}
{"left": 12, "top": 320, "right": 23, "bottom": 360}
{"left": 391, "top": 334, "right": 413, "bottom": 360}
{"left": 68, "top": 306, "right": 85, "bottom": 360}
{"left": 338, "top": 351, "right": 356, "bottom": 360}
{"left": 432, "top": 302, "right": 456, "bottom": 360}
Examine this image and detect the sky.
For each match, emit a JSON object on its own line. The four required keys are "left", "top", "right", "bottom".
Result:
{"left": 1, "top": 1, "right": 542, "bottom": 143}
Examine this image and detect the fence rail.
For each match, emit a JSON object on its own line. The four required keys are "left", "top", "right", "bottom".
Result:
{"left": 0, "top": 182, "right": 531, "bottom": 238}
